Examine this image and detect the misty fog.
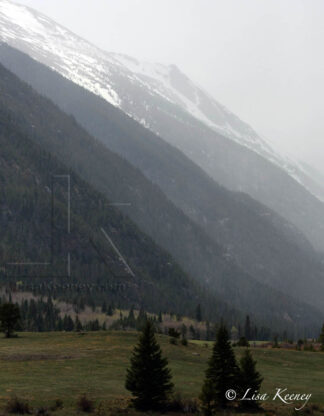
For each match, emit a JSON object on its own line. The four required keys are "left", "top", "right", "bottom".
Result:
{"left": 16, "top": 0, "right": 324, "bottom": 175}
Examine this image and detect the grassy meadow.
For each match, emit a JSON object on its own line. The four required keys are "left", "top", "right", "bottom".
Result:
{"left": 0, "top": 331, "right": 323, "bottom": 415}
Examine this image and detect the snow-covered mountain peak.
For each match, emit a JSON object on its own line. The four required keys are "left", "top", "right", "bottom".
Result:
{"left": 0, "top": 0, "right": 279, "bottom": 156}
{"left": 1, "top": 0, "right": 323, "bottom": 202}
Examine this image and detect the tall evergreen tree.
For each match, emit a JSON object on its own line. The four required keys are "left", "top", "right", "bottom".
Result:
{"left": 181, "top": 324, "right": 187, "bottom": 338}
{"left": 125, "top": 321, "right": 173, "bottom": 410}
{"left": 75, "top": 315, "right": 83, "bottom": 332}
{"left": 238, "top": 349, "right": 263, "bottom": 409}
{"left": 189, "top": 325, "right": 196, "bottom": 339}
{"left": 136, "top": 307, "right": 147, "bottom": 330}
{"left": 200, "top": 325, "right": 239, "bottom": 414}
{"left": 0, "top": 303, "right": 21, "bottom": 338}
{"left": 107, "top": 304, "right": 113, "bottom": 316}
{"left": 206, "top": 321, "right": 211, "bottom": 341}
{"left": 196, "top": 304, "right": 202, "bottom": 322}
{"left": 63, "top": 315, "right": 74, "bottom": 331}
{"left": 319, "top": 323, "right": 324, "bottom": 352}
{"left": 158, "top": 311, "right": 163, "bottom": 323}
{"left": 101, "top": 301, "right": 107, "bottom": 314}
{"left": 244, "top": 315, "right": 251, "bottom": 341}
{"left": 127, "top": 306, "right": 136, "bottom": 327}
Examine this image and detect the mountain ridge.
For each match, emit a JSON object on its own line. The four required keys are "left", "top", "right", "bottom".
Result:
{"left": 1, "top": 0, "right": 324, "bottom": 256}
{"left": 1, "top": 61, "right": 322, "bottom": 335}
{"left": 0, "top": 0, "right": 323, "bottom": 203}
{"left": 2, "top": 44, "right": 324, "bottom": 316}
{"left": 1, "top": 94, "right": 229, "bottom": 323}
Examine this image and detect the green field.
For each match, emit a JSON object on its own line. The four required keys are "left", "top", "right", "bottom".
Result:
{"left": 0, "top": 331, "right": 323, "bottom": 415}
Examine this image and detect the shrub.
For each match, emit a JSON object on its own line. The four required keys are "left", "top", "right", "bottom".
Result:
{"left": 304, "top": 344, "right": 315, "bottom": 352}
{"left": 296, "top": 339, "right": 304, "bottom": 350}
{"left": 181, "top": 337, "right": 188, "bottom": 346}
{"left": 50, "top": 399, "right": 63, "bottom": 411}
{"left": 5, "top": 396, "right": 31, "bottom": 414}
{"left": 77, "top": 395, "right": 94, "bottom": 413}
{"left": 237, "top": 336, "right": 250, "bottom": 347}
{"left": 310, "top": 403, "right": 319, "bottom": 411}
{"left": 167, "top": 393, "right": 199, "bottom": 413}
{"left": 168, "top": 328, "right": 180, "bottom": 338}
{"left": 169, "top": 337, "right": 177, "bottom": 345}
{"left": 35, "top": 407, "right": 50, "bottom": 416}
{"left": 94, "top": 402, "right": 106, "bottom": 416}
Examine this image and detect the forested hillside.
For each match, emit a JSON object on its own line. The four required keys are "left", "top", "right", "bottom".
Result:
{"left": 0, "top": 62, "right": 322, "bottom": 336}
{"left": 0, "top": 103, "right": 238, "bottom": 324}
{"left": 1, "top": 45, "right": 324, "bottom": 318}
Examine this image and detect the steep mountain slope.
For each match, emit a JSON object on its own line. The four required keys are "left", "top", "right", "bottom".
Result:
{"left": 0, "top": 100, "right": 227, "bottom": 322}
{"left": 2, "top": 44, "right": 324, "bottom": 317}
{"left": 1, "top": 0, "right": 324, "bottom": 253}
{"left": 0, "top": 62, "right": 322, "bottom": 334}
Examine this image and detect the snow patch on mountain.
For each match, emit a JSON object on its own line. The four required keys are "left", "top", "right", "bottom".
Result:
{"left": 0, "top": 0, "right": 322, "bottom": 201}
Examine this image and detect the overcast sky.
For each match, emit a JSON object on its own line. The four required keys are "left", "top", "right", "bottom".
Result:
{"left": 16, "top": 0, "right": 324, "bottom": 173}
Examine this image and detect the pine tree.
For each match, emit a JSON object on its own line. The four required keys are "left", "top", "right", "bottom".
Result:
{"left": 0, "top": 303, "right": 21, "bottom": 338}
{"left": 63, "top": 315, "right": 74, "bottom": 331}
{"left": 107, "top": 305, "right": 113, "bottom": 316}
{"left": 272, "top": 335, "right": 280, "bottom": 348}
{"left": 56, "top": 317, "right": 63, "bottom": 331}
{"left": 75, "top": 315, "right": 83, "bottom": 332}
{"left": 244, "top": 315, "right": 251, "bottom": 341}
{"left": 238, "top": 349, "right": 263, "bottom": 409}
{"left": 158, "top": 311, "right": 163, "bottom": 323}
{"left": 189, "top": 325, "right": 196, "bottom": 339}
{"left": 127, "top": 306, "right": 136, "bottom": 327}
{"left": 36, "top": 313, "right": 44, "bottom": 332}
{"left": 136, "top": 307, "right": 147, "bottom": 330}
{"left": 101, "top": 301, "right": 107, "bottom": 314}
{"left": 200, "top": 325, "right": 240, "bottom": 413}
{"left": 181, "top": 324, "right": 187, "bottom": 338}
{"left": 206, "top": 321, "right": 211, "bottom": 341}
{"left": 196, "top": 304, "right": 202, "bottom": 322}
{"left": 319, "top": 323, "right": 324, "bottom": 351}
{"left": 125, "top": 321, "right": 173, "bottom": 410}
{"left": 91, "top": 319, "right": 100, "bottom": 331}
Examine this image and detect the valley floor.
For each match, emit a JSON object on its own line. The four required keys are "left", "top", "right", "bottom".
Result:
{"left": 0, "top": 331, "right": 323, "bottom": 415}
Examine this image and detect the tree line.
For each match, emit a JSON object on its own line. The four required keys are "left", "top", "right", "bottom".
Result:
{"left": 0, "top": 294, "right": 317, "bottom": 345}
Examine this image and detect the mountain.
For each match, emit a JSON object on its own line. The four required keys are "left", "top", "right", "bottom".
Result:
{"left": 1, "top": 61, "right": 322, "bottom": 336}
{"left": 0, "top": 71, "right": 238, "bottom": 325}
{"left": 1, "top": 0, "right": 324, "bottom": 254}
{"left": 2, "top": 44, "right": 324, "bottom": 318}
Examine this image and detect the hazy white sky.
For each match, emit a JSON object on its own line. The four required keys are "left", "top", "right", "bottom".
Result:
{"left": 16, "top": 0, "right": 324, "bottom": 172}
